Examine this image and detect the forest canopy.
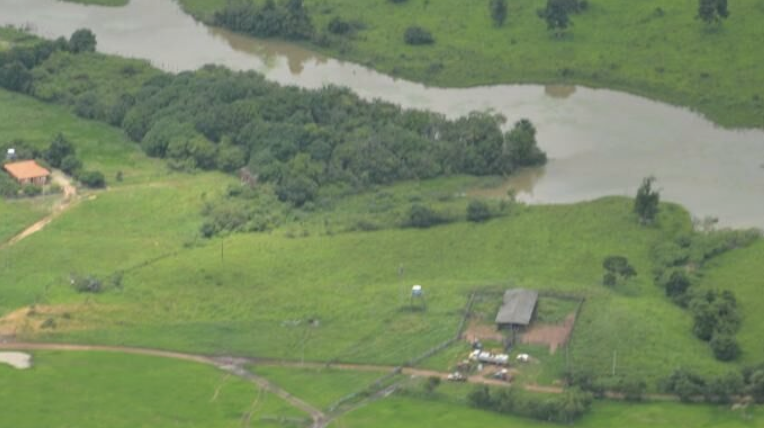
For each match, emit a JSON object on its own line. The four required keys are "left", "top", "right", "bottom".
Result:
{"left": 0, "top": 29, "right": 546, "bottom": 208}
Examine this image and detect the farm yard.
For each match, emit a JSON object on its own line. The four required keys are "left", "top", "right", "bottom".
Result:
{"left": 0, "top": 84, "right": 762, "bottom": 425}
{"left": 1, "top": 13, "right": 764, "bottom": 427}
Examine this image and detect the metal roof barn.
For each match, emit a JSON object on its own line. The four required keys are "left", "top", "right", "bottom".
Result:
{"left": 495, "top": 289, "right": 538, "bottom": 327}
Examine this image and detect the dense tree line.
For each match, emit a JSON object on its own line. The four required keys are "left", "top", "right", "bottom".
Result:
{"left": 662, "top": 366, "right": 764, "bottom": 404}
{"left": 468, "top": 385, "right": 592, "bottom": 423}
{"left": 213, "top": 0, "right": 314, "bottom": 40}
{"left": 1, "top": 30, "right": 545, "bottom": 229}
{"left": 118, "top": 66, "right": 543, "bottom": 207}
{"left": 651, "top": 226, "right": 760, "bottom": 361}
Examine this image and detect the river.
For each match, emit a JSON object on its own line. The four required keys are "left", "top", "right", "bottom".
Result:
{"left": 1, "top": 0, "right": 762, "bottom": 228}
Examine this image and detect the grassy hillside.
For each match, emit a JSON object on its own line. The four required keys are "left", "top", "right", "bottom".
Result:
{"left": 0, "top": 351, "right": 304, "bottom": 428}
{"left": 4, "top": 181, "right": 738, "bottom": 385}
{"left": 251, "top": 366, "right": 385, "bottom": 410}
{"left": 0, "top": 89, "right": 166, "bottom": 185}
{"left": 0, "top": 197, "right": 53, "bottom": 243}
{"left": 179, "top": 0, "right": 764, "bottom": 128}
{"left": 701, "top": 240, "right": 764, "bottom": 364}
{"left": 333, "top": 396, "right": 760, "bottom": 428}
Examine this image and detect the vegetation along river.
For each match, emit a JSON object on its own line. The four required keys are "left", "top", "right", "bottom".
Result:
{"left": 1, "top": 0, "right": 762, "bottom": 228}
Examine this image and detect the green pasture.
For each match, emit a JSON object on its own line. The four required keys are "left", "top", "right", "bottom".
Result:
{"left": 702, "top": 240, "right": 764, "bottom": 364}
{"left": 0, "top": 89, "right": 167, "bottom": 185}
{"left": 332, "top": 396, "right": 760, "bottom": 428}
{"left": 0, "top": 350, "right": 305, "bottom": 428}
{"left": 4, "top": 187, "right": 738, "bottom": 386}
{"left": 179, "top": 0, "right": 764, "bottom": 128}
{"left": 0, "top": 197, "right": 54, "bottom": 243}
{"left": 251, "top": 365, "right": 385, "bottom": 410}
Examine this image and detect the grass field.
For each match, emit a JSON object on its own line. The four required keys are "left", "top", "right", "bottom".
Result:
{"left": 333, "top": 396, "right": 761, "bottom": 428}
{"left": 5, "top": 190, "right": 740, "bottom": 386}
{"left": 179, "top": 0, "right": 764, "bottom": 129}
{"left": 701, "top": 240, "right": 764, "bottom": 364}
{"left": 0, "top": 351, "right": 304, "bottom": 428}
{"left": 0, "top": 89, "right": 167, "bottom": 186}
{"left": 251, "top": 365, "right": 385, "bottom": 410}
{"left": 0, "top": 197, "right": 54, "bottom": 243}
{"left": 0, "top": 85, "right": 759, "bottom": 397}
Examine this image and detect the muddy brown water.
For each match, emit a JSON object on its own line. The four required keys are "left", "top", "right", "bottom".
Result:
{"left": 1, "top": 0, "right": 762, "bottom": 228}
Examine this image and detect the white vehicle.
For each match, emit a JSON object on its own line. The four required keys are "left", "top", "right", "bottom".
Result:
{"left": 469, "top": 350, "right": 510, "bottom": 366}
{"left": 447, "top": 372, "right": 467, "bottom": 382}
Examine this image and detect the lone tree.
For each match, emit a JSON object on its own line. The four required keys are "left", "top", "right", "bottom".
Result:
{"left": 467, "top": 200, "right": 492, "bottom": 222}
{"left": 505, "top": 119, "right": 547, "bottom": 167}
{"left": 489, "top": 0, "right": 508, "bottom": 27}
{"left": 68, "top": 28, "right": 97, "bottom": 53}
{"left": 697, "top": 0, "right": 729, "bottom": 25}
{"left": 538, "top": 0, "right": 572, "bottom": 37}
{"left": 634, "top": 176, "right": 660, "bottom": 225}
{"left": 602, "top": 256, "right": 636, "bottom": 286}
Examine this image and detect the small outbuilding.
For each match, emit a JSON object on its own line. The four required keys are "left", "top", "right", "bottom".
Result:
{"left": 495, "top": 288, "right": 538, "bottom": 329}
{"left": 3, "top": 160, "right": 51, "bottom": 186}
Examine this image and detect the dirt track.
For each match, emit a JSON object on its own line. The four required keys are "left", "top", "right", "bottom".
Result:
{"left": 1, "top": 170, "right": 78, "bottom": 249}
{"left": 0, "top": 342, "right": 328, "bottom": 427}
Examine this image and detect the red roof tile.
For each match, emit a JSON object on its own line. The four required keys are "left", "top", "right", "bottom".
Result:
{"left": 3, "top": 160, "right": 51, "bottom": 180}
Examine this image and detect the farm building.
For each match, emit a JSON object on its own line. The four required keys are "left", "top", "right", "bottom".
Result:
{"left": 495, "top": 289, "right": 538, "bottom": 329}
{"left": 3, "top": 160, "right": 50, "bottom": 186}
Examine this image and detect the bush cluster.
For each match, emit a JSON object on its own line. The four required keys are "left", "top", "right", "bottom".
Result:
{"left": 213, "top": 0, "right": 314, "bottom": 40}
{"left": 651, "top": 228, "right": 759, "bottom": 361}
{"left": 468, "top": 385, "right": 592, "bottom": 423}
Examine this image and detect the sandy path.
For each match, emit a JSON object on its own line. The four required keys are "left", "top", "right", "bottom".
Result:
{"left": 1, "top": 170, "right": 78, "bottom": 248}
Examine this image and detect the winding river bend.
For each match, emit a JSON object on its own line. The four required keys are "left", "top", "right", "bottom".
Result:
{"left": 1, "top": 0, "right": 762, "bottom": 228}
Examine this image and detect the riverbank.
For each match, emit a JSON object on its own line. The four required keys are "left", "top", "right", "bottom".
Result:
{"left": 60, "top": 0, "right": 128, "bottom": 6}
{"left": 179, "top": 0, "right": 764, "bottom": 129}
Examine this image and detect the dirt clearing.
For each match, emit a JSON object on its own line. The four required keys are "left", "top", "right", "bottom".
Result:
{"left": 521, "top": 313, "right": 576, "bottom": 353}
{"left": 462, "top": 318, "right": 504, "bottom": 343}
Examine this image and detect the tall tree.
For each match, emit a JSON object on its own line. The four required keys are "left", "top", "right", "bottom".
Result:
{"left": 68, "top": 28, "right": 97, "bottom": 53}
{"left": 538, "top": 0, "right": 572, "bottom": 37}
{"left": 489, "top": 0, "right": 508, "bottom": 27}
{"left": 634, "top": 176, "right": 660, "bottom": 225}
{"left": 697, "top": 0, "right": 730, "bottom": 25}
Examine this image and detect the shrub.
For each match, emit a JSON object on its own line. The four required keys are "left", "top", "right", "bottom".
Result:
{"left": 60, "top": 154, "right": 83, "bottom": 175}
{"left": 71, "top": 275, "right": 103, "bottom": 293}
{"left": 467, "top": 200, "right": 491, "bottom": 222}
{"left": 78, "top": 170, "right": 106, "bottom": 188}
{"left": 404, "top": 26, "right": 434, "bottom": 45}
{"left": 22, "top": 184, "right": 42, "bottom": 197}
{"left": 406, "top": 204, "right": 443, "bottom": 228}
{"left": 327, "top": 17, "right": 352, "bottom": 35}
{"left": 0, "top": 173, "right": 20, "bottom": 197}
{"left": 710, "top": 333, "right": 740, "bottom": 361}
{"left": 424, "top": 376, "right": 441, "bottom": 394}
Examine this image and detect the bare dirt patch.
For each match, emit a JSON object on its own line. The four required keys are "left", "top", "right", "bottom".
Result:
{"left": 462, "top": 318, "right": 504, "bottom": 343}
{"left": 0, "top": 352, "right": 31, "bottom": 369}
{"left": 0, "top": 304, "right": 87, "bottom": 336}
{"left": 1, "top": 170, "right": 79, "bottom": 249}
{"left": 521, "top": 313, "right": 576, "bottom": 353}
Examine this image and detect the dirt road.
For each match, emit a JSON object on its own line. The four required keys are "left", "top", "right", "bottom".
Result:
{"left": 0, "top": 340, "right": 677, "bottom": 424}
{"left": 0, "top": 342, "right": 327, "bottom": 427}
{"left": 1, "top": 170, "right": 78, "bottom": 248}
